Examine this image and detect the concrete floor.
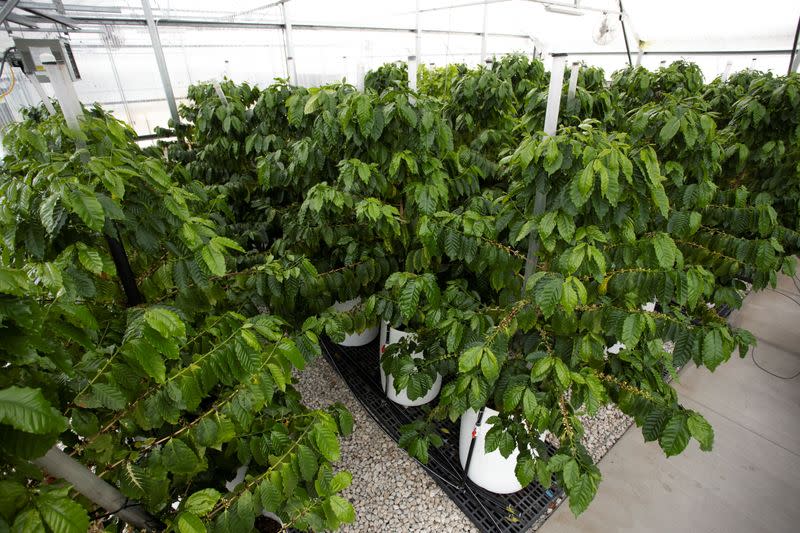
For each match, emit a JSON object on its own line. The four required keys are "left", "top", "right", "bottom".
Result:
{"left": 545, "top": 274, "right": 800, "bottom": 533}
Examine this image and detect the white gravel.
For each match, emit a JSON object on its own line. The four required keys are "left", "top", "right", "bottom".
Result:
{"left": 294, "top": 355, "right": 634, "bottom": 532}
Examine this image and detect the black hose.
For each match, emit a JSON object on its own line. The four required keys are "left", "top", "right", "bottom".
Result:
{"left": 104, "top": 231, "right": 144, "bottom": 307}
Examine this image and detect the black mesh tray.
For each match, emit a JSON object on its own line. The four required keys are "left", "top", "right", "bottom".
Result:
{"left": 320, "top": 337, "right": 563, "bottom": 533}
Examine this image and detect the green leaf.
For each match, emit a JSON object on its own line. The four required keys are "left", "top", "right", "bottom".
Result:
{"left": 522, "top": 388, "right": 538, "bottom": 422}
{"left": 36, "top": 493, "right": 90, "bottom": 533}
{"left": 329, "top": 471, "right": 352, "bottom": 494}
{"left": 652, "top": 233, "right": 676, "bottom": 269}
{"left": 200, "top": 243, "right": 226, "bottom": 276}
{"left": 659, "top": 116, "right": 681, "bottom": 144}
{"left": 257, "top": 479, "right": 281, "bottom": 512}
{"left": 502, "top": 382, "right": 526, "bottom": 411}
{"left": 328, "top": 495, "right": 355, "bottom": 523}
{"left": 577, "top": 164, "right": 595, "bottom": 197}
{"left": 184, "top": 489, "right": 220, "bottom": 517}
{"left": 515, "top": 455, "right": 536, "bottom": 487}
{"left": 0, "top": 481, "right": 27, "bottom": 523}
{"left": 90, "top": 383, "right": 127, "bottom": 411}
{"left": 66, "top": 190, "right": 105, "bottom": 231}
{"left": 530, "top": 356, "right": 554, "bottom": 382}
{"left": 278, "top": 339, "right": 305, "bottom": 371}
{"left": 480, "top": 349, "right": 500, "bottom": 381}
{"left": 553, "top": 359, "right": 571, "bottom": 389}
{"left": 642, "top": 407, "right": 671, "bottom": 442}
{"left": 162, "top": 438, "right": 199, "bottom": 474}
{"left": 77, "top": 247, "right": 103, "bottom": 275}
{"left": 176, "top": 512, "right": 206, "bottom": 533}
{"left": 11, "top": 508, "right": 44, "bottom": 533}
{"left": 144, "top": 307, "right": 186, "bottom": 339}
{"left": 498, "top": 431, "right": 516, "bottom": 458}
{"left": 659, "top": 413, "right": 690, "bottom": 457}
{"left": 687, "top": 412, "right": 714, "bottom": 452}
{"left": 562, "top": 459, "right": 580, "bottom": 489}
{"left": 702, "top": 329, "right": 725, "bottom": 371}
{"left": 568, "top": 473, "right": 598, "bottom": 516}
{"left": 459, "top": 346, "right": 483, "bottom": 373}
{"left": 621, "top": 314, "right": 645, "bottom": 348}
{"left": 297, "top": 445, "right": 318, "bottom": 482}
{"left": 0, "top": 387, "right": 67, "bottom": 435}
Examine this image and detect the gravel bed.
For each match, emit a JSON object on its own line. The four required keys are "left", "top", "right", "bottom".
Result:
{"left": 294, "top": 354, "right": 633, "bottom": 532}
{"left": 294, "top": 356, "right": 479, "bottom": 533}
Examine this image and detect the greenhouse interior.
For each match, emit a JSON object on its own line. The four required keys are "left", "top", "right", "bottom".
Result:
{"left": 0, "top": 1, "right": 799, "bottom": 532}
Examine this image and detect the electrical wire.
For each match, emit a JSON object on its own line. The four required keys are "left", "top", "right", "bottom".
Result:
{"left": 750, "top": 346, "right": 800, "bottom": 380}
{"left": 0, "top": 66, "right": 16, "bottom": 100}
{"left": 745, "top": 282, "right": 800, "bottom": 379}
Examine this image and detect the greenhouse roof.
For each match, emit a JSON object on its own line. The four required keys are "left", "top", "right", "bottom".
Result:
{"left": 1, "top": 0, "right": 798, "bottom": 135}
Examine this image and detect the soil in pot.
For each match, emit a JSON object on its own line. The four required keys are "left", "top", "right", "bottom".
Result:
{"left": 254, "top": 515, "right": 282, "bottom": 533}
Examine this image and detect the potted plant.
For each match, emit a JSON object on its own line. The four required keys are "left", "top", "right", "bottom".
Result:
{"left": 0, "top": 106, "right": 356, "bottom": 531}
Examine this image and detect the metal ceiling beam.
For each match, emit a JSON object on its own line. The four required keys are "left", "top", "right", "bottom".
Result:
{"left": 63, "top": 15, "right": 533, "bottom": 40}
{"left": 6, "top": 12, "right": 39, "bottom": 27}
{"left": 0, "top": 1, "right": 22, "bottom": 25}
{"left": 18, "top": 6, "right": 79, "bottom": 28}
{"left": 415, "top": 0, "right": 622, "bottom": 16}
{"left": 18, "top": 1, "right": 121, "bottom": 13}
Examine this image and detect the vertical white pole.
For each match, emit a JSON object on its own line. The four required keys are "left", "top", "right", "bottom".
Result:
{"left": 722, "top": 61, "right": 732, "bottom": 81}
{"left": 635, "top": 49, "right": 643, "bottom": 67}
{"left": 523, "top": 53, "right": 567, "bottom": 290}
{"left": 566, "top": 62, "right": 579, "bottom": 110}
{"left": 543, "top": 54, "right": 567, "bottom": 136}
{"left": 26, "top": 73, "right": 56, "bottom": 115}
{"left": 212, "top": 81, "right": 228, "bottom": 105}
{"left": 356, "top": 62, "right": 365, "bottom": 91}
{"left": 141, "top": 0, "right": 180, "bottom": 126}
{"left": 480, "top": 0, "right": 488, "bottom": 64}
{"left": 281, "top": 1, "right": 298, "bottom": 83}
{"left": 41, "top": 55, "right": 82, "bottom": 130}
{"left": 408, "top": 54, "right": 418, "bottom": 91}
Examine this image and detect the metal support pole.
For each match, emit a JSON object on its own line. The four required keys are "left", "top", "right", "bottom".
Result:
{"left": 566, "top": 61, "right": 579, "bottom": 111}
{"left": 212, "top": 80, "right": 228, "bottom": 104}
{"left": 722, "top": 61, "right": 732, "bottom": 82}
{"left": 408, "top": 54, "right": 418, "bottom": 91}
{"left": 25, "top": 72, "right": 55, "bottom": 114}
{"left": 789, "top": 15, "right": 800, "bottom": 74}
{"left": 281, "top": 1, "right": 297, "bottom": 83}
{"left": 480, "top": 0, "right": 488, "bottom": 63}
{"left": 635, "top": 49, "right": 643, "bottom": 67}
{"left": 34, "top": 447, "right": 162, "bottom": 532}
{"left": 617, "top": 0, "right": 632, "bottom": 67}
{"left": 104, "top": 40, "right": 133, "bottom": 125}
{"left": 522, "top": 53, "right": 567, "bottom": 293}
{"left": 141, "top": 0, "right": 179, "bottom": 126}
{"left": 41, "top": 54, "right": 82, "bottom": 130}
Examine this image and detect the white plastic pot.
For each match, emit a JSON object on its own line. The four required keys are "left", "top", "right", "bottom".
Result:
{"left": 459, "top": 407, "right": 543, "bottom": 494}
{"left": 226, "top": 465, "right": 283, "bottom": 526}
{"left": 378, "top": 321, "right": 441, "bottom": 407}
{"left": 332, "top": 297, "right": 379, "bottom": 347}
